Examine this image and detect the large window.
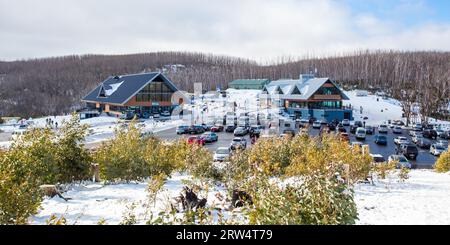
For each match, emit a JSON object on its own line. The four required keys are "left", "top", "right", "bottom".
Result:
{"left": 136, "top": 81, "right": 173, "bottom": 102}
{"left": 316, "top": 85, "right": 340, "bottom": 95}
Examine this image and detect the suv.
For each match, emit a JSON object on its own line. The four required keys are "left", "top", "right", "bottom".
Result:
{"left": 188, "top": 125, "right": 205, "bottom": 134}
{"left": 388, "top": 155, "right": 412, "bottom": 169}
{"left": 355, "top": 127, "right": 366, "bottom": 140}
{"left": 430, "top": 144, "right": 446, "bottom": 156}
{"left": 234, "top": 127, "right": 248, "bottom": 136}
{"left": 176, "top": 125, "right": 190, "bottom": 135}
{"left": 225, "top": 125, "right": 237, "bottom": 133}
{"left": 423, "top": 129, "right": 438, "bottom": 139}
{"left": 396, "top": 144, "right": 418, "bottom": 160}
{"left": 342, "top": 119, "right": 350, "bottom": 126}
{"left": 250, "top": 125, "right": 264, "bottom": 136}
{"left": 378, "top": 124, "right": 388, "bottom": 133}
{"left": 374, "top": 135, "right": 387, "bottom": 145}
{"left": 230, "top": 137, "right": 247, "bottom": 150}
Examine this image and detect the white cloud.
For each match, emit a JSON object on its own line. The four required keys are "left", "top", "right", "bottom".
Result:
{"left": 0, "top": 0, "right": 449, "bottom": 61}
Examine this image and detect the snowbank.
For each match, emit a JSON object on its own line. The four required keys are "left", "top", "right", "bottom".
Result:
{"left": 355, "top": 170, "right": 450, "bottom": 225}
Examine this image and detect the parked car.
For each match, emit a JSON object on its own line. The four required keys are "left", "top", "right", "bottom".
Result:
{"left": 342, "top": 119, "right": 350, "bottom": 126}
{"left": 201, "top": 132, "right": 218, "bottom": 143}
{"left": 250, "top": 125, "right": 264, "bottom": 136}
{"left": 234, "top": 127, "right": 248, "bottom": 136}
{"left": 392, "top": 126, "right": 403, "bottom": 134}
{"left": 378, "top": 124, "right": 388, "bottom": 133}
{"left": 312, "top": 121, "right": 322, "bottom": 129}
{"left": 188, "top": 125, "right": 205, "bottom": 134}
{"left": 374, "top": 135, "right": 388, "bottom": 145}
{"left": 201, "top": 123, "right": 214, "bottom": 131}
{"left": 213, "top": 147, "right": 231, "bottom": 162}
{"left": 388, "top": 155, "right": 412, "bottom": 169}
{"left": 225, "top": 125, "right": 237, "bottom": 133}
{"left": 337, "top": 125, "right": 347, "bottom": 133}
{"left": 339, "top": 132, "right": 350, "bottom": 142}
{"left": 436, "top": 140, "right": 449, "bottom": 148}
{"left": 396, "top": 144, "right": 418, "bottom": 160}
{"left": 423, "top": 129, "right": 438, "bottom": 139}
{"left": 394, "top": 136, "right": 409, "bottom": 145}
{"left": 355, "top": 127, "right": 367, "bottom": 140}
{"left": 440, "top": 130, "right": 450, "bottom": 139}
{"left": 327, "top": 123, "right": 336, "bottom": 131}
{"left": 350, "top": 125, "right": 358, "bottom": 134}
{"left": 370, "top": 154, "right": 386, "bottom": 163}
{"left": 153, "top": 113, "right": 161, "bottom": 119}
{"left": 176, "top": 125, "right": 190, "bottom": 135}
{"left": 211, "top": 124, "right": 224, "bottom": 132}
{"left": 230, "top": 137, "right": 247, "bottom": 150}
{"left": 187, "top": 136, "right": 205, "bottom": 146}
{"left": 365, "top": 126, "right": 374, "bottom": 135}
{"left": 430, "top": 144, "right": 446, "bottom": 156}
{"left": 354, "top": 121, "right": 363, "bottom": 127}
{"left": 412, "top": 123, "right": 422, "bottom": 131}
{"left": 412, "top": 134, "right": 424, "bottom": 144}
{"left": 161, "top": 111, "right": 171, "bottom": 117}
{"left": 436, "top": 129, "right": 445, "bottom": 138}
{"left": 416, "top": 138, "right": 432, "bottom": 149}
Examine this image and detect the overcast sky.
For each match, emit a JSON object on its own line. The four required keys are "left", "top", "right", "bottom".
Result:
{"left": 1, "top": 0, "right": 450, "bottom": 61}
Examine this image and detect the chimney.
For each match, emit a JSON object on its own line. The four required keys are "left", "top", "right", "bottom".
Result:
{"left": 299, "top": 74, "right": 315, "bottom": 83}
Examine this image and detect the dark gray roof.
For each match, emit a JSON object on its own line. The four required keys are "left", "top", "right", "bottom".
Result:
{"left": 82, "top": 72, "right": 179, "bottom": 105}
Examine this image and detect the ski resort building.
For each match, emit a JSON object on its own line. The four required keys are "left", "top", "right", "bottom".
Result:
{"left": 260, "top": 74, "right": 353, "bottom": 122}
{"left": 229, "top": 79, "right": 271, "bottom": 90}
{"left": 82, "top": 72, "right": 184, "bottom": 117}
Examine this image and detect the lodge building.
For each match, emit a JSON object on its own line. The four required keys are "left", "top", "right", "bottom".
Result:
{"left": 260, "top": 74, "right": 353, "bottom": 122}
{"left": 82, "top": 72, "right": 184, "bottom": 117}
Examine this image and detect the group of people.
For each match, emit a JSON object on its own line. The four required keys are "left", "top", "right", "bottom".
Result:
{"left": 45, "top": 117, "right": 58, "bottom": 129}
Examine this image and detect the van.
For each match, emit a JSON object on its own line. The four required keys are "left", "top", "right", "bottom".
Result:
{"left": 355, "top": 127, "right": 366, "bottom": 140}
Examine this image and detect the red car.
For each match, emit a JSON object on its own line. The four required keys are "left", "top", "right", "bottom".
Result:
{"left": 339, "top": 133, "right": 350, "bottom": 142}
{"left": 187, "top": 136, "right": 206, "bottom": 146}
{"left": 211, "top": 125, "right": 224, "bottom": 132}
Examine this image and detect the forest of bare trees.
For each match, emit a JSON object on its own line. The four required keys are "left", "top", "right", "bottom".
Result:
{"left": 0, "top": 51, "right": 449, "bottom": 121}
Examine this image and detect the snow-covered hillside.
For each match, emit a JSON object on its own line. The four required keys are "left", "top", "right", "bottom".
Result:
{"left": 31, "top": 170, "right": 450, "bottom": 225}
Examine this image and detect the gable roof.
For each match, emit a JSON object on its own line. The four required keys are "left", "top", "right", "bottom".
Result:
{"left": 263, "top": 77, "right": 349, "bottom": 100}
{"left": 82, "top": 72, "right": 179, "bottom": 105}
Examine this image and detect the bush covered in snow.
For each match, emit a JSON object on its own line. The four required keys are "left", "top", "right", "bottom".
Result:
{"left": 435, "top": 150, "right": 450, "bottom": 173}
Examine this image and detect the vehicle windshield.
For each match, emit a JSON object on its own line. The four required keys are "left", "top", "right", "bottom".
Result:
{"left": 357, "top": 130, "right": 365, "bottom": 133}
{"left": 232, "top": 139, "right": 242, "bottom": 142}
{"left": 435, "top": 145, "right": 445, "bottom": 150}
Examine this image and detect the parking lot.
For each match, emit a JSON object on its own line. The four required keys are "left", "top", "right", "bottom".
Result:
{"left": 154, "top": 123, "right": 443, "bottom": 169}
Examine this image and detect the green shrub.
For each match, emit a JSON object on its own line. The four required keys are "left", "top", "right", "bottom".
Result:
{"left": 435, "top": 150, "right": 450, "bottom": 173}
{"left": 0, "top": 167, "right": 42, "bottom": 224}
{"left": 95, "top": 121, "right": 148, "bottom": 181}
{"left": 54, "top": 114, "right": 92, "bottom": 182}
{"left": 183, "top": 143, "right": 216, "bottom": 181}
{"left": 247, "top": 173, "right": 358, "bottom": 225}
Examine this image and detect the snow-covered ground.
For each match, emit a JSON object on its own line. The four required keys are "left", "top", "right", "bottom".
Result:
{"left": 32, "top": 173, "right": 228, "bottom": 225}
{"left": 31, "top": 170, "right": 450, "bottom": 225}
{"left": 355, "top": 170, "right": 450, "bottom": 225}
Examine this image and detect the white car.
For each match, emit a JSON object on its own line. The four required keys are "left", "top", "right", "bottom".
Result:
{"left": 355, "top": 127, "right": 366, "bottom": 140}
{"left": 161, "top": 111, "right": 171, "bottom": 117}
{"left": 392, "top": 126, "right": 403, "bottom": 134}
{"left": 394, "top": 136, "right": 409, "bottom": 145}
{"left": 213, "top": 147, "right": 231, "bottom": 162}
{"left": 388, "top": 155, "right": 412, "bottom": 169}
{"left": 378, "top": 124, "right": 388, "bottom": 133}
{"left": 412, "top": 135, "right": 424, "bottom": 144}
{"left": 342, "top": 119, "right": 350, "bottom": 126}
{"left": 430, "top": 144, "right": 446, "bottom": 156}
{"left": 312, "top": 121, "right": 322, "bottom": 129}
